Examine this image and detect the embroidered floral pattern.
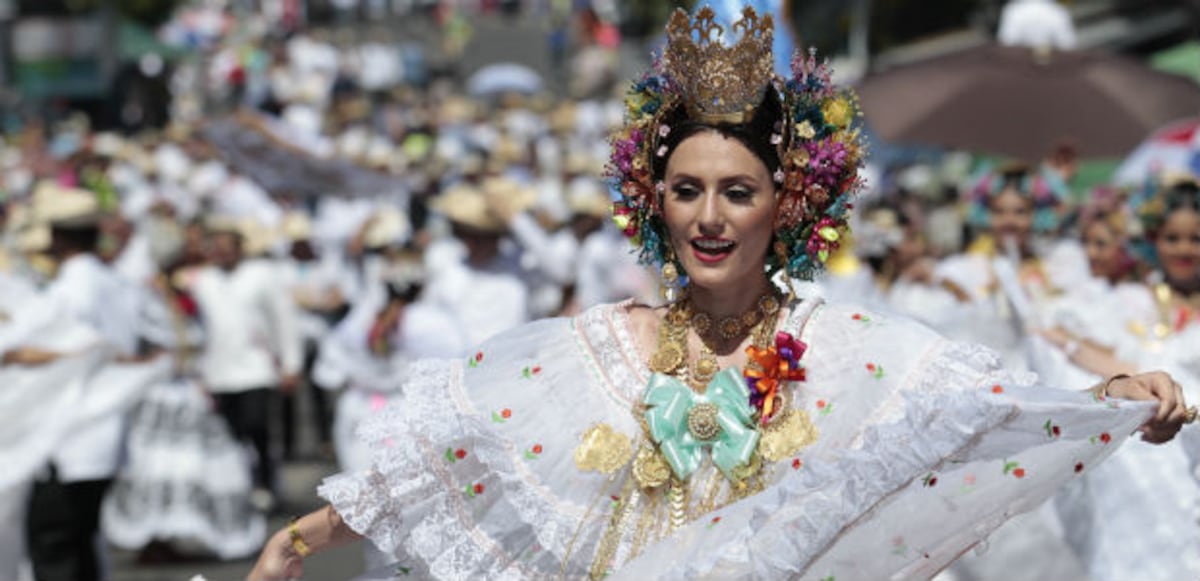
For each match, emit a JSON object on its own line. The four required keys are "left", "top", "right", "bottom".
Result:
{"left": 792, "top": 458, "right": 803, "bottom": 470}
{"left": 816, "top": 399, "right": 833, "bottom": 416}
{"left": 444, "top": 447, "right": 468, "bottom": 463}
{"left": 707, "top": 516, "right": 722, "bottom": 529}
{"left": 961, "top": 473, "right": 977, "bottom": 493}
{"left": 851, "top": 312, "right": 871, "bottom": 323}
{"left": 1074, "top": 461, "right": 1085, "bottom": 473}
{"left": 492, "top": 408, "right": 513, "bottom": 424}
{"left": 521, "top": 365, "right": 543, "bottom": 379}
{"left": 891, "top": 536, "right": 908, "bottom": 556}
{"left": 1043, "top": 419, "right": 1061, "bottom": 439}
{"left": 1090, "top": 432, "right": 1113, "bottom": 445}
{"left": 1002, "top": 459, "right": 1026, "bottom": 479}
{"left": 922, "top": 472, "right": 938, "bottom": 487}
{"left": 468, "top": 351, "right": 484, "bottom": 368}
{"left": 464, "top": 482, "right": 485, "bottom": 498}
{"left": 991, "top": 384, "right": 1004, "bottom": 394}
{"left": 524, "top": 444, "right": 544, "bottom": 460}
{"left": 865, "top": 362, "right": 884, "bottom": 379}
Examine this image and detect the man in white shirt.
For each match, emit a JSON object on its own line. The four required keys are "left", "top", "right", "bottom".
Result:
{"left": 425, "top": 185, "right": 530, "bottom": 348}
{"left": 24, "top": 202, "right": 145, "bottom": 581}
{"left": 192, "top": 223, "right": 302, "bottom": 509}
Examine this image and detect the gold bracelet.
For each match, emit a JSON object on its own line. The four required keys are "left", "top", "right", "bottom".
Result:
{"left": 288, "top": 516, "right": 312, "bottom": 558}
{"left": 1097, "top": 373, "right": 1131, "bottom": 399}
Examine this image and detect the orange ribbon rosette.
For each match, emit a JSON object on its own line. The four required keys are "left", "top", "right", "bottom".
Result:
{"left": 745, "top": 332, "right": 807, "bottom": 425}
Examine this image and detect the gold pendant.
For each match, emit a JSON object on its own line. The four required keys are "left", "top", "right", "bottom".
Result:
{"left": 650, "top": 341, "right": 685, "bottom": 373}
{"left": 758, "top": 408, "right": 818, "bottom": 463}
{"left": 574, "top": 424, "right": 634, "bottom": 474}
{"left": 690, "top": 352, "right": 718, "bottom": 386}
{"left": 631, "top": 444, "right": 671, "bottom": 489}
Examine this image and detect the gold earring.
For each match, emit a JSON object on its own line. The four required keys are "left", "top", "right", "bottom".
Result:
{"left": 661, "top": 246, "right": 683, "bottom": 302}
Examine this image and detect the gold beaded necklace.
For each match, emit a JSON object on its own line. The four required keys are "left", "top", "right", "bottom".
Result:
{"left": 649, "top": 292, "right": 783, "bottom": 391}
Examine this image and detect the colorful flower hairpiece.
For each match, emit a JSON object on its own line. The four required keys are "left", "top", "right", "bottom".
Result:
{"left": 607, "top": 8, "right": 868, "bottom": 282}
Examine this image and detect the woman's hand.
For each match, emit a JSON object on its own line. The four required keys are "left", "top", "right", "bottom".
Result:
{"left": 247, "top": 530, "right": 304, "bottom": 581}
{"left": 2, "top": 347, "right": 63, "bottom": 366}
{"left": 247, "top": 506, "right": 361, "bottom": 580}
{"left": 1104, "top": 372, "right": 1189, "bottom": 444}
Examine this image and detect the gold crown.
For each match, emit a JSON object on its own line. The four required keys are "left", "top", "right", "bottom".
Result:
{"left": 664, "top": 6, "right": 776, "bottom": 124}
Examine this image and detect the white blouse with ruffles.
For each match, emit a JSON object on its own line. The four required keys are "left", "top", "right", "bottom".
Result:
{"left": 321, "top": 299, "right": 1155, "bottom": 580}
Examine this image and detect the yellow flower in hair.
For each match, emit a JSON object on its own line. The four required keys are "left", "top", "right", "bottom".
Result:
{"left": 794, "top": 121, "right": 816, "bottom": 140}
{"left": 822, "top": 97, "right": 854, "bottom": 129}
{"left": 626, "top": 94, "right": 649, "bottom": 118}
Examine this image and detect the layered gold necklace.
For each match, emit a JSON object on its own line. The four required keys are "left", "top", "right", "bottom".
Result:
{"left": 649, "top": 292, "right": 783, "bottom": 391}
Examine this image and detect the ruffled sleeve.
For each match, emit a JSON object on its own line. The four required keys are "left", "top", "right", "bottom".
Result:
{"left": 318, "top": 309, "right": 646, "bottom": 579}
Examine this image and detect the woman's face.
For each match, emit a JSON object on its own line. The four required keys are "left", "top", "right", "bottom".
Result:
{"left": 893, "top": 225, "right": 927, "bottom": 271}
{"left": 1156, "top": 208, "right": 1200, "bottom": 288}
{"left": 1083, "top": 220, "right": 1124, "bottom": 281}
{"left": 662, "top": 131, "right": 777, "bottom": 293}
{"left": 988, "top": 188, "right": 1034, "bottom": 248}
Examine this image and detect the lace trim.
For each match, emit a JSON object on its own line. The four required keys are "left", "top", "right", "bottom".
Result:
{"left": 574, "top": 301, "right": 644, "bottom": 407}
{"left": 320, "top": 351, "right": 600, "bottom": 578}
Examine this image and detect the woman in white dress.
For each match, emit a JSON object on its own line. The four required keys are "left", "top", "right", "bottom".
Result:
{"left": 933, "top": 163, "right": 1080, "bottom": 370}
{"left": 821, "top": 198, "right": 971, "bottom": 329}
{"left": 101, "top": 218, "right": 267, "bottom": 561}
{"left": 1039, "top": 178, "right": 1200, "bottom": 580}
{"left": 249, "top": 8, "right": 1191, "bottom": 580}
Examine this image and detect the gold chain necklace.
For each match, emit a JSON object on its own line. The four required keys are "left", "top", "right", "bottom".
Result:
{"left": 649, "top": 292, "right": 782, "bottom": 391}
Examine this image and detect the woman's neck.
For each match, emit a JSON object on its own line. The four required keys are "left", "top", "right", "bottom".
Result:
{"left": 687, "top": 276, "right": 775, "bottom": 319}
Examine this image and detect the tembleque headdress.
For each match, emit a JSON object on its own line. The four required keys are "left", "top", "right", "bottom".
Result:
{"left": 1129, "top": 172, "right": 1200, "bottom": 268}
{"left": 608, "top": 6, "right": 868, "bottom": 282}
{"left": 963, "top": 162, "right": 1067, "bottom": 233}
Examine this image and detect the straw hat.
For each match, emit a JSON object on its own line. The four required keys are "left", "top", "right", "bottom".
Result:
{"left": 438, "top": 97, "right": 478, "bottom": 125}
{"left": 565, "top": 177, "right": 612, "bottom": 218}
{"left": 549, "top": 102, "right": 577, "bottom": 135}
{"left": 17, "top": 224, "right": 51, "bottom": 253}
{"left": 364, "top": 136, "right": 394, "bottom": 169}
{"left": 91, "top": 132, "right": 125, "bottom": 158}
{"left": 281, "top": 212, "right": 313, "bottom": 241}
{"left": 431, "top": 183, "right": 504, "bottom": 233}
{"left": 203, "top": 215, "right": 243, "bottom": 236}
{"left": 431, "top": 179, "right": 535, "bottom": 234}
{"left": 31, "top": 182, "right": 102, "bottom": 228}
{"left": 238, "top": 218, "right": 277, "bottom": 258}
{"left": 363, "top": 208, "right": 412, "bottom": 249}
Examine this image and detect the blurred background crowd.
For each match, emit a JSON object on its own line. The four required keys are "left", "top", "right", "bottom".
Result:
{"left": 1, "top": 0, "right": 1200, "bottom": 580}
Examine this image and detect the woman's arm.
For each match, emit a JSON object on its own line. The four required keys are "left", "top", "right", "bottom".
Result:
{"left": 247, "top": 505, "right": 362, "bottom": 581}
{"left": 1039, "top": 326, "right": 1137, "bottom": 378}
